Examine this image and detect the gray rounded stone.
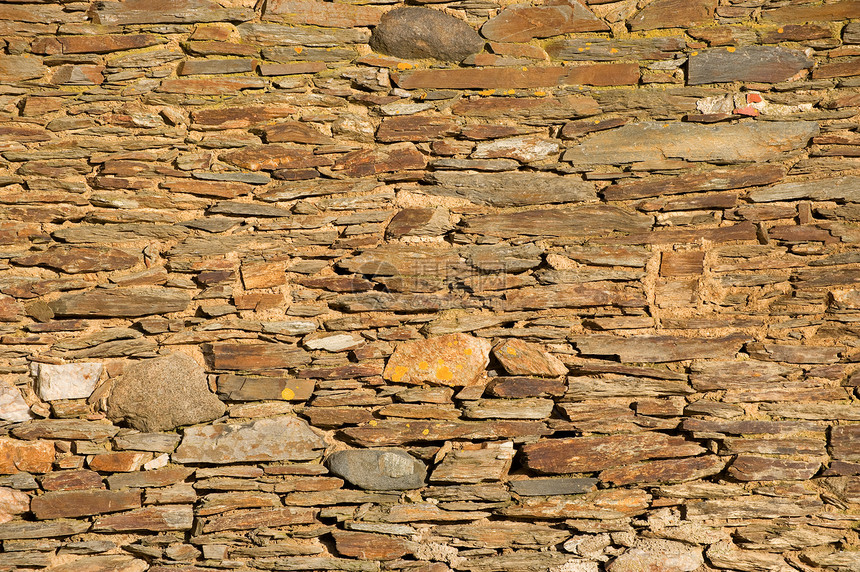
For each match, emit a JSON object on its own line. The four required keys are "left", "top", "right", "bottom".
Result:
{"left": 107, "top": 352, "right": 226, "bottom": 432}
{"left": 326, "top": 448, "right": 427, "bottom": 490}
{"left": 369, "top": 7, "right": 484, "bottom": 62}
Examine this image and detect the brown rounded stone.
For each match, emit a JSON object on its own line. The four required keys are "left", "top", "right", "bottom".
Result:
{"left": 369, "top": 7, "right": 483, "bottom": 62}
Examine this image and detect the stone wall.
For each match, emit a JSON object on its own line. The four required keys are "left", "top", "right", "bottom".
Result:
{"left": 1, "top": 0, "right": 859, "bottom": 570}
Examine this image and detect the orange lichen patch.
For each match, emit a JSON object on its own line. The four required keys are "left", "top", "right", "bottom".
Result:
{"left": 382, "top": 333, "right": 491, "bottom": 387}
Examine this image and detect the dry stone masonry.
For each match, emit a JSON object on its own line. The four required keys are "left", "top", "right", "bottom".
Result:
{"left": 0, "top": 0, "right": 860, "bottom": 570}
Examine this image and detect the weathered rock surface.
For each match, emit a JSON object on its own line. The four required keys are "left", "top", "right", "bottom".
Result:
{"left": 49, "top": 288, "right": 190, "bottom": 318}
{"left": 369, "top": 7, "right": 483, "bottom": 62}
{"left": 326, "top": 448, "right": 426, "bottom": 490}
{"left": 34, "top": 362, "right": 102, "bottom": 402}
{"left": 383, "top": 334, "right": 491, "bottom": 387}
{"left": 688, "top": 46, "right": 813, "bottom": 84}
{"left": 108, "top": 353, "right": 226, "bottom": 432}
{"left": 481, "top": 1, "right": 608, "bottom": 42}
{"left": 425, "top": 171, "right": 595, "bottom": 207}
{"left": 173, "top": 417, "right": 325, "bottom": 464}
{"left": 563, "top": 121, "right": 819, "bottom": 164}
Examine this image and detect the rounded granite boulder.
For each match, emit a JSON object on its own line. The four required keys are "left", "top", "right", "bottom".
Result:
{"left": 326, "top": 448, "right": 427, "bottom": 490}
{"left": 369, "top": 7, "right": 484, "bottom": 62}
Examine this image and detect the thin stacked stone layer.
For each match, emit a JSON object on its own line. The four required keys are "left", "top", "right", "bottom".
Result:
{"left": 0, "top": 0, "right": 859, "bottom": 571}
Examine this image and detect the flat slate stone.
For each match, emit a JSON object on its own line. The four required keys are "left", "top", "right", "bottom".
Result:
{"left": 93, "top": 0, "right": 254, "bottom": 25}
{"left": 207, "top": 343, "right": 312, "bottom": 371}
{"left": 547, "top": 37, "right": 685, "bottom": 61}
{"left": 369, "top": 7, "right": 483, "bottom": 62}
{"left": 108, "top": 353, "right": 226, "bottom": 433}
{"left": 382, "top": 333, "right": 491, "bottom": 387}
{"left": 0, "top": 519, "right": 90, "bottom": 540}
{"left": 481, "top": 1, "right": 608, "bottom": 42}
{"left": 217, "top": 375, "right": 314, "bottom": 402}
{"left": 509, "top": 477, "right": 597, "bottom": 496}
{"left": 688, "top": 46, "right": 813, "bottom": 84}
{"left": 91, "top": 505, "right": 194, "bottom": 532}
{"left": 604, "top": 164, "right": 786, "bottom": 201}
{"left": 563, "top": 121, "right": 819, "bottom": 165}
{"left": 452, "top": 95, "right": 600, "bottom": 119}
{"left": 600, "top": 456, "right": 726, "bottom": 486}
{"left": 12, "top": 420, "right": 119, "bottom": 441}
{"left": 425, "top": 171, "right": 595, "bottom": 207}
{"left": 30, "top": 489, "right": 141, "bottom": 520}
{"left": 326, "top": 448, "right": 426, "bottom": 490}
{"left": 392, "top": 64, "right": 638, "bottom": 89}
{"left": 463, "top": 205, "right": 654, "bottom": 239}
{"left": 523, "top": 433, "right": 706, "bottom": 474}
{"left": 13, "top": 247, "right": 138, "bottom": 274}
{"left": 264, "top": 0, "right": 382, "bottom": 27}
{"left": 574, "top": 333, "right": 748, "bottom": 363}
{"left": 748, "top": 175, "right": 860, "bottom": 203}
{"left": 831, "top": 426, "right": 860, "bottom": 461}
{"left": 629, "top": 0, "right": 717, "bottom": 30}
{"left": 0, "top": 55, "right": 47, "bottom": 81}
{"left": 173, "top": 416, "right": 325, "bottom": 464}
{"left": 49, "top": 288, "right": 190, "bottom": 318}
{"left": 728, "top": 456, "right": 820, "bottom": 481}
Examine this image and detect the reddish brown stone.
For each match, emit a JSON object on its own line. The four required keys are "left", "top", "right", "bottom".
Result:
{"left": 197, "top": 492, "right": 281, "bottom": 516}
{"left": 58, "top": 34, "right": 163, "bottom": 54}
{"left": 0, "top": 439, "right": 54, "bottom": 474}
{"left": 264, "top": 0, "right": 382, "bottom": 27}
{"left": 377, "top": 116, "right": 460, "bottom": 143}
{"left": 574, "top": 333, "right": 749, "bottom": 363}
{"left": 502, "top": 284, "right": 645, "bottom": 311}
{"left": 522, "top": 433, "right": 706, "bottom": 474}
{"left": 107, "top": 467, "right": 194, "bottom": 490}
{"left": 383, "top": 333, "right": 491, "bottom": 387}
{"left": 600, "top": 456, "right": 726, "bottom": 486}
{"left": 813, "top": 58, "right": 860, "bottom": 79}
{"left": 728, "top": 456, "right": 820, "bottom": 481}
{"left": 31, "top": 489, "right": 141, "bottom": 520}
{"left": 192, "top": 105, "right": 298, "bottom": 129}
{"left": 50, "top": 65, "right": 105, "bottom": 86}
{"left": 207, "top": 343, "right": 312, "bottom": 371}
{"left": 258, "top": 121, "right": 335, "bottom": 144}
{"left": 201, "top": 507, "right": 316, "bottom": 533}
{"left": 832, "top": 425, "right": 860, "bottom": 461}
{"left": 49, "top": 288, "right": 190, "bottom": 318}
{"left": 629, "top": 0, "right": 717, "bottom": 31}
{"left": 0, "top": 296, "right": 22, "bottom": 322}
{"left": 40, "top": 470, "right": 104, "bottom": 491}
{"left": 162, "top": 180, "right": 252, "bottom": 199}
{"left": 604, "top": 164, "right": 786, "bottom": 201}
{"left": 332, "top": 530, "right": 412, "bottom": 560}
{"left": 501, "top": 488, "right": 650, "bottom": 519}
{"left": 221, "top": 145, "right": 332, "bottom": 171}
{"left": 660, "top": 251, "right": 705, "bottom": 277}
{"left": 258, "top": 62, "right": 326, "bottom": 75}
{"left": 13, "top": 247, "right": 138, "bottom": 274}
{"left": 91, "top": 505, "right": 194, "bottom": 532}
{"left": 333, "top": 143, "right": 427, "bottom": 177}
{"left": 762, "top": 1, "right": 860, "bottom": 23}
{"left": 92, "top": 0, "right": 254, "bottom": 25}
{"left": 392, "top": 64, "right": 638, "bottom": 89}
{"left": 492, "top": 339, "right": 567, "bottom": 377}
{"left": 88, "top": 452, "right": 151, "bottom": 473}
{"left": 481, "top": 1, "right": 608, "bottom": 42}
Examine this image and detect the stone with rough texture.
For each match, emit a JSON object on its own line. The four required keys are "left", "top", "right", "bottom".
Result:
{"left": 574, "top": 333, "right": 748, "bottom": 362}
{"left": 369, "top": 7, "right": 483, "bottom": 62}
{"left": 48, "top": 555, "right": 148, "bottom": 572}
{"left": 173, "top": 416, "right": 325, "bottom": 464}
{"left": 728, "top": 456, "right": 820, "bottom": 481}
{"left": 608, "top": 540, "right": 703, "bottom": 572}
{"left": 30, "top": 489, "right": 140, "bottom": 520}
{"left": 481, "top": 1, "right": 608, "bottom": 42}
{"left": 563, "top": 121, "right": 819, "bottom": 165}
{"left": 49, "top": 288, "right": 190, "bottom": 318}
{"left": 108, "top": 353, "right": 225, "bottom": 432}
{"left": 0, "top": 439, "right": 54, "bottom": 474}
{"left": 35, "top": 362, "right": 102, "bottom": 402}
{"left": 393, "top": 64, "right": 639, "bottom": 90}
{"left": 464, "top": 205, "right": 653, "bottom": 239}
{"left": 0, "top": 382, "right": 31, "bottom": 422}
{"left": 383, "top": 334, "right": 491, "bottom": 387}
{"left": 264, "top": 0, "right": 382, "bottom": 27}
{"left": 523, "top": 433, "right": 706, "bottom": 474}
{"left": 326, "top": 448, "right": 426, "bottom": 490}
{"left": 493, "top": 339, "right": 568, "bottom": 377}
{"left": 688, "top": 46, "right": 813, "bottom": 84}
{"left": 13, "top": 247, "right": 138, "bottom": 274}
{"left": 629, "top": 0, "right": 716, "bottom": 30}
{"left": 91, "top": 505, "right": 194, "bottom": 532}
{"left": 93, "top": 0, "right": 254, "bottom": 25}
{"left": 426, "top": 171, "right": 594, "bottom": 207}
